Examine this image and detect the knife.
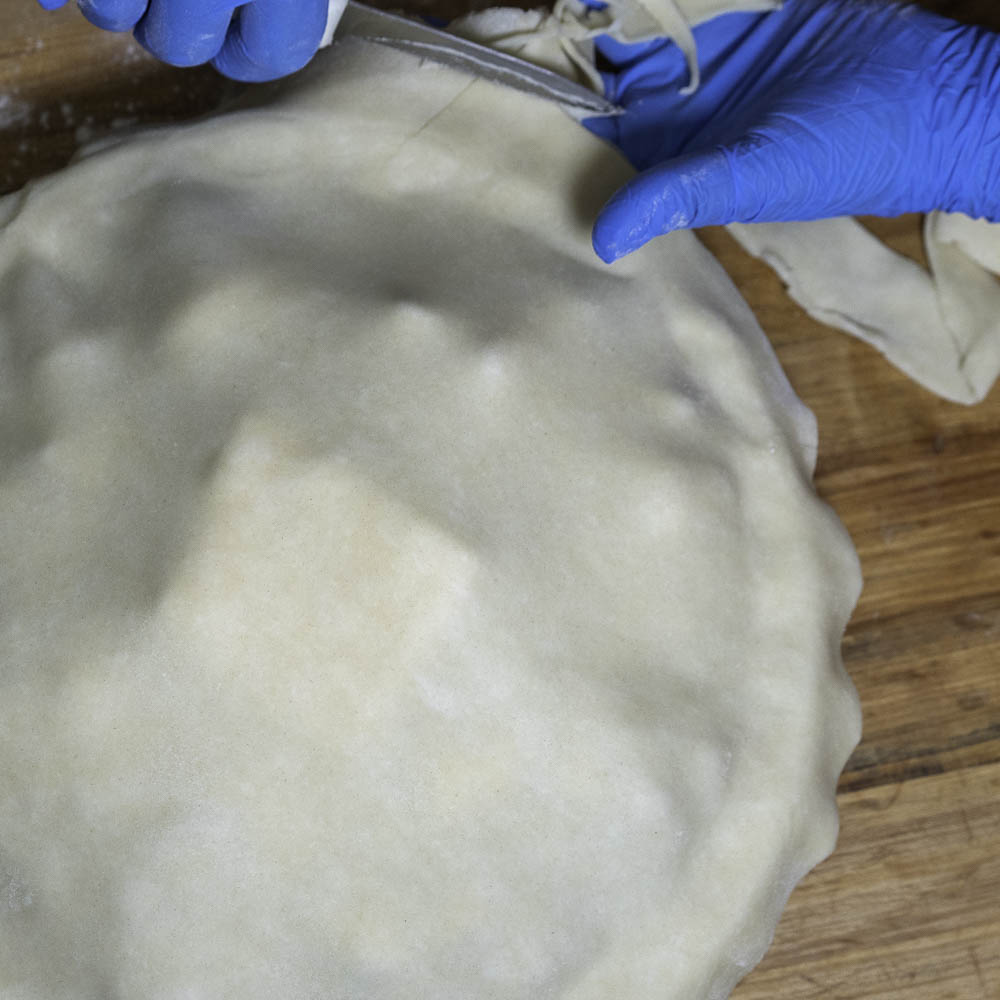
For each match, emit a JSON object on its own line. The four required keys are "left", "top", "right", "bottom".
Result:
{"left": 336, "top": 1, "right": 622, "bottom": 117}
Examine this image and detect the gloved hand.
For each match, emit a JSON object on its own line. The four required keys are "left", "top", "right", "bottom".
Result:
{"left": 584, "top": 0, "right": 1000, "bottom": 262}
{"left": 36, "top": 0, "right": 335, "bottom": 82}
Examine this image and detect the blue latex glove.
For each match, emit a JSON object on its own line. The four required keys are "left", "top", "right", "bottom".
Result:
{"left": 36, "top": 0, "right": 332, "bottom": 81}
{"left": 584, "top": 0, "right": 1000, "bottom": 262}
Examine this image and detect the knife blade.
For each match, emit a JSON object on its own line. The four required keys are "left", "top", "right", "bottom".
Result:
{"left": 336, "top": 1, "right": 622, "bottom": 117}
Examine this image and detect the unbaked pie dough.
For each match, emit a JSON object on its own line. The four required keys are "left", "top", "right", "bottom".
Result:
{"left": 0, "top": 31, "right": 860, "bottom": 1000}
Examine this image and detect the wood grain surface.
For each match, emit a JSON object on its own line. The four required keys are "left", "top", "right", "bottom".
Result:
{"left": 2, "top": 1, "right": 998, "bottom": 997}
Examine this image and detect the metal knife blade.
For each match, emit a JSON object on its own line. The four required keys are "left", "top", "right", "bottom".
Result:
{"left": 336, "top": 1, "right": 621, "bottom": 117}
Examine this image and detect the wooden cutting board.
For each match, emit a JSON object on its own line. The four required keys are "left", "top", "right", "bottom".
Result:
{"left": 2, "top": 2, "right": 998, "bottom": 996}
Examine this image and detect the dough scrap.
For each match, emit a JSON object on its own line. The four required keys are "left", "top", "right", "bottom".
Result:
{"left": 0, "top": 35, "right": 860, "bottom": 1000}
{"left": 729, "top": 216, "right": 1000, "bottom": 404}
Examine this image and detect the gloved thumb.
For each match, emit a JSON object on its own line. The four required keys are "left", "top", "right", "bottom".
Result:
{"left": 593, "top": 141, "right": 787, "bottom": 262}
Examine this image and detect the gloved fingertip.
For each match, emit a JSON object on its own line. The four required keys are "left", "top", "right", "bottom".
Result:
{"left": 592, "top": 224, "right": 669, "bottom": 263}
{"left": 592, "top": 219, "right": 627, "bottom": 263}
{"left": 212, "top": 0, "right": 327, "bottom": 82}
{"left": 591, "top": 233, "right": 624, "bottom": 264}
{"left": 591, "top": 176, "right": 690, "bottom": 263}
{"left": 78, "top": 0, "right": 148, "bottom": 32}
{"left": 592, "top": 204, "right": 651, "bottom": 263}
{"left": 36, "top": 0, "right": 70, "bottom": 11}
{"left": 133, "top": 8, "right": 233, "bottom": 69}
{"left": 211, "top": 42, "right": 312, "bottom": 83}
